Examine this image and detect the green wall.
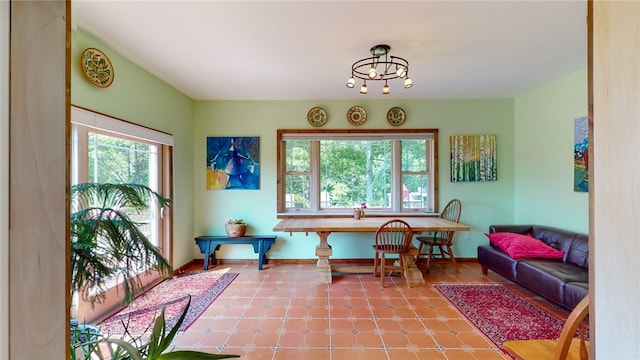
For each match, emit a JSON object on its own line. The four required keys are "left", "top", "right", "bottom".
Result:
{"left": 71, "top": 30, "right": 196, "bottom": 267}
{"left": 193, "top": 99, "right": 515, "bottom": 260}
{"left": 513, "top": 68, "right": 588, "bottom": 233}
{"left": 72, "top": 28, "right": 588, "bottom": 267}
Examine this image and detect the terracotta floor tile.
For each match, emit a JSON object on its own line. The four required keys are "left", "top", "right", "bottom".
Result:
{"left": 336, "top": 347, "right": 389, "bottom": 360}
{"left": 431, "top": 330, "right": 467, "bottom": 349}
{"left": 352, "top": 331, "right": 385, "bottom": 347}
{"left": 222, "top": 330, "right": 257, "bottom": 348}
{"left": 405, "top": 331, "right": 437, "bottom": 347}
{"left": 303, "top": 331, "right": 331, "bottom": 348}
{"left": 221, "top": 346, "right": 275, "bottom": 360}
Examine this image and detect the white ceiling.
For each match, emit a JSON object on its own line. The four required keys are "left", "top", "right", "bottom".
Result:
{"left": 73, "top": 1, "right": 587, "bottom": 101}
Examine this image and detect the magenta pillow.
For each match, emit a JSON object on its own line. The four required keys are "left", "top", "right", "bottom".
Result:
{"left": 485, "top": 232, "right": 564, "bottom": 259}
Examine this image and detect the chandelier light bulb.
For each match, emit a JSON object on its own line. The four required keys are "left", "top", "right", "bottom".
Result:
{"left": 368, "top": 67, "right": 377, "bottom": 79}
{"left": 396, "top": 66, "right": 407, "bottom": 78}
{"left": 360, "top": 83, "right": 368, "bottom": 94}
{"left": 404, "top": 77, "right": 413, "bottom": 88}
{"left": 346, "top": 77, "right": 355, "bottom": 88}
{"left": 382, "top": 84, "right": 390, "bottom": 94}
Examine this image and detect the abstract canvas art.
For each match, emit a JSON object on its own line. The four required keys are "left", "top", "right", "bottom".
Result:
{"left": 574, "top": 116, "right": 588, "bottom": 192}
{"left": 206, "top": 136, "right": 260, "bottom": 190}
{"left": 450, "top": 134, "right": 497, "bottom": 182}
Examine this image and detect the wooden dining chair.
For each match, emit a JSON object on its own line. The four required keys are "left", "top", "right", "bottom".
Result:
{"left": 372, "top": 219, "right": 414, "bottom": 288}
{"left": 414, "top": 198, "right": 462, "bottom": 273}
{"left": 503, "top": 295, "right": 590, "bottom": 360}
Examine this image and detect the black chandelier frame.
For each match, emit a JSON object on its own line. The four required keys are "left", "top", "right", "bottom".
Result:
{"left": 347, "top": 44, "right": 412, "bottom": 94}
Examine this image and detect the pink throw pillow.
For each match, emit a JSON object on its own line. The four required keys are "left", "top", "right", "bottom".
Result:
{"left": 485, "top": 232, "right": 564, "bottom": 259}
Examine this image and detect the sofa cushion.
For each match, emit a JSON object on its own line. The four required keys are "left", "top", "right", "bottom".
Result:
{"left": 565, "top": 234, "right": 589, "bottom": 269}
{"left": 530, "top": 226, "right": 579, "bottom": 260}
{"left": 515, "top": 260, "right": 567, "bottom": 306}
{"left": 485, "top": 232, "right": 565, "bottom": 259}
{"left": 564, "top": 282, "right": 589, "bottom": 310}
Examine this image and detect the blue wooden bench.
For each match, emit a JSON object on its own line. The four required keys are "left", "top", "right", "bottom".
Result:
{"left": 194, "top": 235, "right": 277, "bottom": 270}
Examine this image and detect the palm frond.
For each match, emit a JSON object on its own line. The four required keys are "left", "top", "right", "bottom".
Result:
{"left": 71, "top": 183, "right": 172, "bottom": 306}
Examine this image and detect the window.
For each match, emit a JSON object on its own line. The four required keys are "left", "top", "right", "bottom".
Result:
{"left": 71, "top": 106, "right": 173, "bottom": 322}
{"left": 277, "top": 129, "right": 437, "bottom": 215}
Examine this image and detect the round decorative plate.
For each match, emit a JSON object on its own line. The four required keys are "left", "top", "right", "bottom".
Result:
{"left": 347, "top": 105, "right": 367, "bottom": 126}
{"left": 307, "top": 107, "right": 328, "bottom": 127}
{"left": 80, "top": 48, "right": 114, "bottom": 88}
{"left": 387, "top": 107, "right": 406, "bottom": 126}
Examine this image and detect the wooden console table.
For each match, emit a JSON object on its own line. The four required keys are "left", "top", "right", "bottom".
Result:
{"left": 272, "top": 217, "right": 470, "bottom": 285}
{"left": 194, "top": 235, "right": 277, "bottom": 270}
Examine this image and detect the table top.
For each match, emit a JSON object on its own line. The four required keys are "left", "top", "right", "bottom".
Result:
{"left": 273, "top": 217, "right": 470, "bottom": 234}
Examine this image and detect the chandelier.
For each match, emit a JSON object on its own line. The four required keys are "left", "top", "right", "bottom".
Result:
{"left": 346, "top": 44, "right": 413, "bottom": 95}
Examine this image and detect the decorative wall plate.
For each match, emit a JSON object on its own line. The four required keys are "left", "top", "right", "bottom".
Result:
{"left": 307, "top": 107, "right": 328, "bottom": 127}
{"left": 387, "top": 107, "right": 406, "bottom": 126}
{"left": 347, "top": 105, "right": 367, "bottom": 126}
{"left": 80, "top": 48, "right": 114, "bottom": 88}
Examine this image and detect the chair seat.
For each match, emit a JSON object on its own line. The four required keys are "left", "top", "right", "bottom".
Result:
{"left": 503, "top": 339, "right": 590, "bottom": 360}
{"left": 372, "top": 244, "right": 410, "bottom": 253}
{"left": 415, "top": 235, "right": 448, "bottom": 245}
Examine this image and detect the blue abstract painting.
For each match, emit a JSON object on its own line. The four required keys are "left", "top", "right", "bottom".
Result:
{"left": 206, "top": 136, "right": 260, "bottom": 190}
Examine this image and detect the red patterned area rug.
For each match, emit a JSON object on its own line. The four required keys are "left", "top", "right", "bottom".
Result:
{"left": 434, "top": 284, "right": 574, "bottom": 355}
{"left": 99, "top": 271, "right": 238, "bottom": 336}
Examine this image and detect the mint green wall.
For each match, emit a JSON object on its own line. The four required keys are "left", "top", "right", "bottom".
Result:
{"left": 513, "top": 68, "right": 588, "bottom": 233}
{"left": 71, "top": 30, "right": 196, "bottom": 267}
{"left": 193, "top": 99, "right": 515, "bottom": 260}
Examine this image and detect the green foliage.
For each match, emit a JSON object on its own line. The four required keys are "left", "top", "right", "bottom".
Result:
{"left": 70, "top": 183, "right": 173, "bottom": 306}
{"left": 71, "top": 297, "right": 239, "bottom": 360}
{"left": 320, "top": 140, "right": 391, "bottom": 207}
{"left": 225, "top": 218, "right": 245, "bottom": 224}
{"left": 284, "top": 137, "right": 431, "bottom": 209}
{"left": 88, "top": 133, "right": 150, "bottom": 185}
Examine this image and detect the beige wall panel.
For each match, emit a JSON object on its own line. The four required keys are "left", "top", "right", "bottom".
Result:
{"left": 10, "top": 1, "right": 68, "bottom": 359}
{"left": 592, "top": 1, "right": 640, "bottom": 358}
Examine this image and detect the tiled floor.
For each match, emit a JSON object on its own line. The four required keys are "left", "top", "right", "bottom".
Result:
{"left": 172, "top": 261, "right": 565, "bottom": 360}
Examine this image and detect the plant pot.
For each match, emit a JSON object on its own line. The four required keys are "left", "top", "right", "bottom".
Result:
{"left": 225, "top": 223, "right": 247, "bottom": 237}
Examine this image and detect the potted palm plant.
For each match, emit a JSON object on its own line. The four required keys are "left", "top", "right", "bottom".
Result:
{"left": 70, "top": 183, "right": 238, "bottom": 359}
{"left": 70, "top": 183, "right": 173, "bottom": 307}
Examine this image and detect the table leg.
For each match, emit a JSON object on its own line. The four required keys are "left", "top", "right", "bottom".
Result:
{"left": 203, "top": 245, "right": 211, "bottom": 271}
{"left": 315, "top": 231, "right": 333, "bottom": 284}
{"left": 257, "top": 240, "right": 264, "bottom": 270}
{"left": 404, "top": 245, "right": 425, "bottom": 286}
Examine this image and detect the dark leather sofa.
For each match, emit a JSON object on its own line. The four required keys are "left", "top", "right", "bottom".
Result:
{"left": 477, "top": 225, "right": 589, "bottom": 310}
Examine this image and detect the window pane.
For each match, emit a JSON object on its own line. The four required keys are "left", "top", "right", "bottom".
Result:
{"left": 285, "top": 174, "right": 310, "bottom": 208}
{"left": 403, "top": 174, "right": 429, "bottom": 209}
{"left": 402, "top": 139, "right": 427, "bottom": 172}
{"left": 88, "top": 132, "right": 152, "bottom": 185}
{"left": 320, "top": 140, "right": 391, "bottom": 209}
{"left": 286, "top": 140, "right": 310, "bottom": 172}
{"left": 88, "top": 132, "right": 156, "bottom": 239}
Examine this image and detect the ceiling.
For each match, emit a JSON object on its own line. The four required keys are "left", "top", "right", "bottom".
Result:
{"left": 73, "top": 1, "right": 587, "bottom": 101}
